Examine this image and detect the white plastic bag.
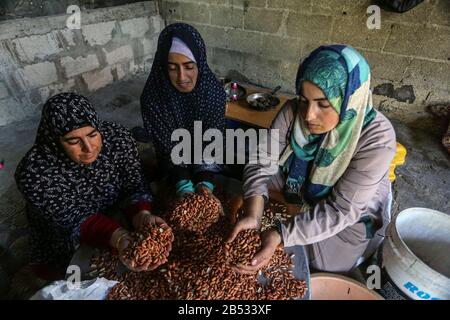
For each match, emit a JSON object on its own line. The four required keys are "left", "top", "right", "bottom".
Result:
{"left": 30, "top": 277, "right": 118, "bottom": 300}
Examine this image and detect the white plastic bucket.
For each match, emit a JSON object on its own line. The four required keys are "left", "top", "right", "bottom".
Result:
{"left": 381, "top": 208, "right": 450, "bottom": 300}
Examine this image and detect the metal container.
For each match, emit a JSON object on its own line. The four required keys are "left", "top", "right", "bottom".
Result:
{"left": 381, "top": 208, "right": 450, "bottom": 300}
{"left": 246, "top": 85, "right": 281, "bottom": 110}
{"left": 246, "top": 93, "right": 280, "bottom": 110}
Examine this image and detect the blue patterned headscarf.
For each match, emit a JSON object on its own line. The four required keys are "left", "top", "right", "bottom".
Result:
{"left": 280, "top": 45, "right": 377, "bottom": 205}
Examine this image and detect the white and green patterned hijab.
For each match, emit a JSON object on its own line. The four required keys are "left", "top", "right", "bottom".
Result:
{"left": 279, "top": 45, "right": 376, "bottom": 205}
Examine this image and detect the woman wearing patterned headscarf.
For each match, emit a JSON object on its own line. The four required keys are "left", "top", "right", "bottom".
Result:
{"left": 229, "top": 45, "right": 396, "bottom": 273}
{"left": 15, "top": 93, "right": 172, "bottom": 280}
{"left": 140, "top": 23, "right": 226, "bottom": 199}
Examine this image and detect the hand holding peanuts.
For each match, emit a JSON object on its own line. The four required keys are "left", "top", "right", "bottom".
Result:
{"left": 132, "top": 211, "right": 170, "bottom": 232}
{"left": 115, "top": 233, "right": 144, "bottom": 272}
{"left": 227, "top": 215, "right": 260, "bottom": 243}
{"left": 232, "top": 228, "right": 282, "bottom": 275}
{"left": 120, "top": 222, "right": 174, "bottom": 272}
{"left": 227, "top": 195, "right": 265, "bottom": 243}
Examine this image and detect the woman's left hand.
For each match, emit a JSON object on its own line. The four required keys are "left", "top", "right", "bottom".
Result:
{"left": 132, "top": 211, "right": 168, "bottom": 231}
{"left": 232, "top": 228, "right": 282, "bottom": 275}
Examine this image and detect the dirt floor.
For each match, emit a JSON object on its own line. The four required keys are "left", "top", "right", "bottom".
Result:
{"left": 0, "top": 74, "right": 449, "bottom": 299}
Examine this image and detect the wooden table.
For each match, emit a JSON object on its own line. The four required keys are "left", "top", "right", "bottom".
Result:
{"left": 225, "top": 84, "right": 295, "bottom": 128}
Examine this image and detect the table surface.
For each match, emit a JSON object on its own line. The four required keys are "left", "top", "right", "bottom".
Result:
{"left": 225, "top": 83, "right": 295, "bottom": 129}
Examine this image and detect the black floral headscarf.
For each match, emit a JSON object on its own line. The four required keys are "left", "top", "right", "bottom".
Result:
{"left": 140, "top": 23, "right": 226, "bottom": 166}
{"left": 15, "top": 93, "right": 152, "bottom": 267}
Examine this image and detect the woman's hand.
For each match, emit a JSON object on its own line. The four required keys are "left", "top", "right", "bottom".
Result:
{"left": 227, "top": 195, "right": 264, "bottom": 243}
{"left": 133, "top": 212, "right": 174, "bottom": 270}
{"left": 117, "top": 213, "right": 174, "bottom": 272}
{"left": 232, "top": 228, "right": 282, "bottom": 275}
{"left": 132, "top": 210, "right": 169, "bottom": 232}
{"left": 110, "top": 228, "right": 146, "bottom": 272}
{"left": 227, "top": 215, "right": 260, "bottom": 243}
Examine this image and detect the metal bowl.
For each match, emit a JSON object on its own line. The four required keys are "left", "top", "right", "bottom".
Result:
{"left": 246, "top": 92, "right": 280, "bottom": 111}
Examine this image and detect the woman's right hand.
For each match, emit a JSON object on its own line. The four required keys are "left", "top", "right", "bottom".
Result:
{"left": 111, "top": 228, "right": 147, "bottom": 272}
{"left": 226, "top": 195, "right": 265, "bottom": 243}
{"left": 226, "top": 215, "right": 260, "bottom": 243}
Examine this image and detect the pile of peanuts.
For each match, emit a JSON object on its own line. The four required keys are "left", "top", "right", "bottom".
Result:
{"left": 167, "top": 188, "right": 222, "bottom": 234}
{"left": 123, "top": 224, "right": 173, "bottom": 270}
{"left": 225, "top": 229, "right": 261, "bottom": 266}
{"left": 106, "top": 283, "right": 135, "bottom": 300}
{"left": 261, "top": 201, "right": 292, "bottom": 230}
{"left": 89, "top": 251, "right": 120, "bottom": 280}
{"left": 89, "top": 192, "right": 307, "bottom": 300}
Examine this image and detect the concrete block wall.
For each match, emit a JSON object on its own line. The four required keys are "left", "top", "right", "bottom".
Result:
{"left": 0, "top": 1, "right": 164, "bottom": 126}
{"left": 159, "top": 0, "right": 450, "bottom": 132}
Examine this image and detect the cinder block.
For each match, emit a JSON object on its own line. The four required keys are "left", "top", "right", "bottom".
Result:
{"left": 331, "top": 15, "right": 390, "bottom": 51}
{"left": 279, "top": 60, "right": 298, "bottom": 94}
{"left": 120, "top": 17, "right": 150, "bottom": 39}
{"left": 268, "top": 0, "right": 311, "bottom": 12}
{"left": 361, "top": 51, "right": 412, "bottom": 83}
{"left": 141, "top": 38, "right": 158, "bottom": 57}
{"left": 150, "top": 15, "right": 165, "bottom": 34}
{"left": 384, "top": 24, "right": 450, "bottom": 61}
{"left": 114, "top": 64, "right": 127, "bottom": 81}
{"left": 244, "top": 8, "right": 284, "bottom": 34}
{"left": 61, "top": 54, "right": 100, "bottom": 78}
{"left": 103, "top": 45, "right": 134, "bottom": 66}
{"left": 210, "top": 5, "right": 244, "bottom": 28}
{"left": 160, "top": 1, "right": 211, "bottom": 23}
{"left": 286, "top": 12, "right": 333, "bottom": 41}
{"left": 0, "top": 97, "right": 27, "bottom": 126}
{"left": 17, "top": 61, "right": 58, "bottom": 89}
{"left": 260, "top": 34, "right": 302, "bottom": 61}
{"left": 0, "top": 43, "right": 16, "bottom": 70}
{"left": 230, "top": 0, "right": 267, "bottom": 8}
{"left": 160, "top": 1, "right": 183, "bottom": 21}
{"left": 12, "top": 33, "right": 62, "bottom": 63}
{"left": 57, "top": 29, "right": 77, "bottom": 47}
{"left": 180, "top": 2, "right": 211, "bottom": 24}
{"left": 402, "top": 58, "right": 450, "bottom": 93}
{"left": 82, "top": 66, "right": 114, "bottom": 92}
{"left": 38, "top": 79, "right": 76, "bottom": 103}
{"left": 311, "top": 0, "right": 345, "bottom": 15}
{"left": 209, "top": 47, "right": 246, "bottom": 78}
{"left": 242, "top": 53, "right": 282, "bottom": 89}
{"left": 82, "top": 21, "right": 116, "bottom": 46}
{"left": 430, "top": 0, "right": 450, "bottom": 27}
{"left": 0, "top": 82, "right": 9, "bottom": 99}
{"left": 199, "top": 25, "right": 263, "bottom": 55}
{"left": 341, "top": 0, "right": 374, "bottom": 16}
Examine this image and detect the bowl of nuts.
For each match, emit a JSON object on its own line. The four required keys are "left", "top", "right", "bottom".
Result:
{"left": 246, "top": 86, "right": 281, "bottom": 111}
